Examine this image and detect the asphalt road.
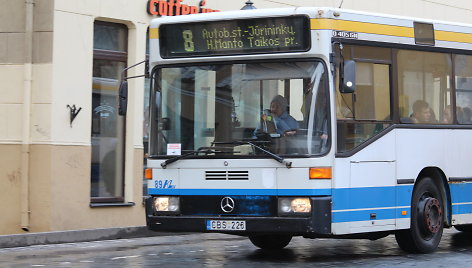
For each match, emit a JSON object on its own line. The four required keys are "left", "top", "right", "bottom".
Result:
{"left": 1, "top": 228, "right": 472, "bottom": 267}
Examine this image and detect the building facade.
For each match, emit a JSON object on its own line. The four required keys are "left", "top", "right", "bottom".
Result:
{"left": 1, "top": 0, "right": 472, "bottom": 235}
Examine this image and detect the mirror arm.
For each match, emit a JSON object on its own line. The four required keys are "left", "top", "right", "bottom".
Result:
{"left": 121, "top": 60, "right": 149, "bottom": 81}
{"left": 117, "top": 60, "right": 149, "bottom": 116}
{"left": 124, "top": 74, "right": 148, "bottom": 80}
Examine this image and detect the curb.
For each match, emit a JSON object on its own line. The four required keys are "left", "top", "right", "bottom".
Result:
{"left": 0, "top": 226, "right": 178, "bottom": 249}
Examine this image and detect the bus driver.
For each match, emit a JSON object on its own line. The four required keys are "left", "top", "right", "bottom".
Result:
{"left": 255, "top": 95, "right": 299, "bottom": 136}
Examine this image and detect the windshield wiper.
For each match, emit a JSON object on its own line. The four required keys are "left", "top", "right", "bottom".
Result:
{"left": 213, "top": 140, "right": 292, "bottom": 168}
{"left": 160, "top": 147, "right": 217, "bottom": 169}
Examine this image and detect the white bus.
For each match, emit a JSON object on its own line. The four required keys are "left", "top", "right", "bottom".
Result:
{"left": 142, "top": 7, "right": 472, "bottom": 253}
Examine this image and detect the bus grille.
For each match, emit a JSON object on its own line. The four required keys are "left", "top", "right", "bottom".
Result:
{"left": 180, "top": 195, "right": 275, "bottom": 216}
{"left": 205, "top": 170, "right": 249, "bottom": 180}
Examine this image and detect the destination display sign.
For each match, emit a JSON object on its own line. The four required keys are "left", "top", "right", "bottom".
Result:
{"left": 159, "top": 16, "right": 310, "bottom": 58}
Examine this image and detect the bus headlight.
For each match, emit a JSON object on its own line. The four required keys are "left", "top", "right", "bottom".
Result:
{"left": 153, "top": 196, "right": 180, "bottom": 213}
{"left": 278, "top": 197, "right": 312, "bottom": 215}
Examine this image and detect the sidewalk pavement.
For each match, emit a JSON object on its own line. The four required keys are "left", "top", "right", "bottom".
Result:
{"left": 0, "top": 226, "right": 179, "bottom": 249}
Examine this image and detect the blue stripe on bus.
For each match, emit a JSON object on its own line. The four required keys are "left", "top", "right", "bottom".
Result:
{"left": 449, "top": 183, "right": 472, "bottom": 215}
{"left": 331, "top": 185, "right": 413, "bottom": 223}
{"left": 147, "top": 183, "right": 472, "bottom": 223}
{"left": 147, "top": 188, "right": 332, "bottom": 196}
{"left": 148, "top": 186, "right": 414, "bottom": 222}
{"left": 450, "top": 183, "right": 472, "bottom": 204}
{"left": 332, "top": 185, "right": 413, "bottom": 211}
{"left": 332, "top": 207, "right": 411, "bottom": 223}
{"left": 148, "top": 186, "right": 412, "bottom": 209}
{"left": 452, "top": 203, "right": 472, "bottom": 215}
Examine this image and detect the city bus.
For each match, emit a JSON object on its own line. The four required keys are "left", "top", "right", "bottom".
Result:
{"left": 141, "top": 7, "right": 472, "bottom": 253}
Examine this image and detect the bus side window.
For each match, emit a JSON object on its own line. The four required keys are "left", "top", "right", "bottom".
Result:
{"left": 336, "top": 45, "right": 392, "bottom": 153}
{"left": 336, "top": 62, "right": 391, "bottom": 152}
{"left": 455, "top": 54, "right": 472, "bottom": 124}
{"left": 397, "top": 50, "right": 452, "bottom": 125}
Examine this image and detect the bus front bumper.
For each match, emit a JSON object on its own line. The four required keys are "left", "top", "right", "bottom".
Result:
{"left": 145, "top": 196, "right": 332, "bottom": 235}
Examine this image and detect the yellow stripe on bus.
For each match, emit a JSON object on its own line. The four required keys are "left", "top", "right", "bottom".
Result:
{"left": 311, "top": 18, "right": 414, "bottom": 38}
{"left": 435, "top": 30, "right": 472, "bottom": 44}
{"left": 150, "top": 27, "right": 159, "bottom": 39}
{"left": 311, "top": 18, "right": 472, "bottom": 44}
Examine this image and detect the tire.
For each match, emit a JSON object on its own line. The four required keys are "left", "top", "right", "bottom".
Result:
{"left": 248, "top": 234, "right": 292, "bottom": 250}
{"left": 395, "top": 177, "right": 444, "bottom": 253}
{"left": 455, "top": 224, "right": 472, "bottom": 232}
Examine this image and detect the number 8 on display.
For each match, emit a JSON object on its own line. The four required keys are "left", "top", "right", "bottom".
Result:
{"left": 182, "top": 30, "right": 194, "bottom": 52}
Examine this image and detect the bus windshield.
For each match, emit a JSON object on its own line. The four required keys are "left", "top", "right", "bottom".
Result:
{"left": 150, "top": 60, "right": 329, "bottom": 158}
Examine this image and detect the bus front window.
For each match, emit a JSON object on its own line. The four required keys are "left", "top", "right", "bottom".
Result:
{"left": 150, "top": 61, "right": 329, "bottom": 158}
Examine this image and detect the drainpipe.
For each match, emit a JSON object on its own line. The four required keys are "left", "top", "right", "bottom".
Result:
{"left": 21, "top": 0, "right": 34, "bottom": 232}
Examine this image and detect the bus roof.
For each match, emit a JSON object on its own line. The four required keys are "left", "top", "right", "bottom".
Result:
{"left": 149, "top": 7, "right": 472, "bottom": 65}
{"left": 150, "top": 7, "right": 472, "bottom": 30}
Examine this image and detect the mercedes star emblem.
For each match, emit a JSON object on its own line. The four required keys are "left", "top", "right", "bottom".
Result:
{"left": 220, "top": 197, "right": 235, "bottom": 213}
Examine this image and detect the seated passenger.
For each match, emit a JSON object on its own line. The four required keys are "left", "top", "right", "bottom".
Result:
{"left": 442, "top": 105, "right": 453, "bottom": 124}
{"left": 411, "top": 100, "right": 433, "bottom": 124}
{"left": 463, "top": 107, "right": 472, "bottom": 124}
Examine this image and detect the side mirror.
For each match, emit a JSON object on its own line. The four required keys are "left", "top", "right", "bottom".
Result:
{"left": 340, "top": 60, "right": 356, "bottom": 93}
{"left": 118, "top": 80, "right": 128, "bottom": 116}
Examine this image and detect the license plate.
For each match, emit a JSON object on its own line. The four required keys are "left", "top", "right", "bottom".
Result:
{"left": 206, "top": 220, "right": 246, "bottom": 231}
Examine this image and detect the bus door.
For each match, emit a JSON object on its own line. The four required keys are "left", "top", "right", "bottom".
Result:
{"left": 335, "top": 45, "right": 397, "bottom": 231}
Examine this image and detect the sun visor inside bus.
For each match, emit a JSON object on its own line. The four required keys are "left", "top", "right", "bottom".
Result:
{"left": 243, "top": 62, "right": 316, "bottom": 81}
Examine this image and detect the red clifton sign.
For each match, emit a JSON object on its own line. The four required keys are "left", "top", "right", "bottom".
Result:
{"left": 147, "top": 0, "right": 220, "bottom": 16}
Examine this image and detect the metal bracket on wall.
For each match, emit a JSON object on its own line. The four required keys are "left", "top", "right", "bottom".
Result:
{"left": 66, "top": 104, "right": 82, "bottom": 127}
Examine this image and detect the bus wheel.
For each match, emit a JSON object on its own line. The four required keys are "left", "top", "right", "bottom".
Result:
{"left": 248, "top": 234, "right": 292, "bottom": 250}
{"left": 455, "top": 224, "right": 472, "bottom": 232}
{"left": 395, "top": 177, "right": 444, "bottom": 253}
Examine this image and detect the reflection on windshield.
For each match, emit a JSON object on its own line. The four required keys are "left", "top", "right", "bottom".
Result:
{"left": 150, "top": 61, "right": 329, "bottom": 158}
